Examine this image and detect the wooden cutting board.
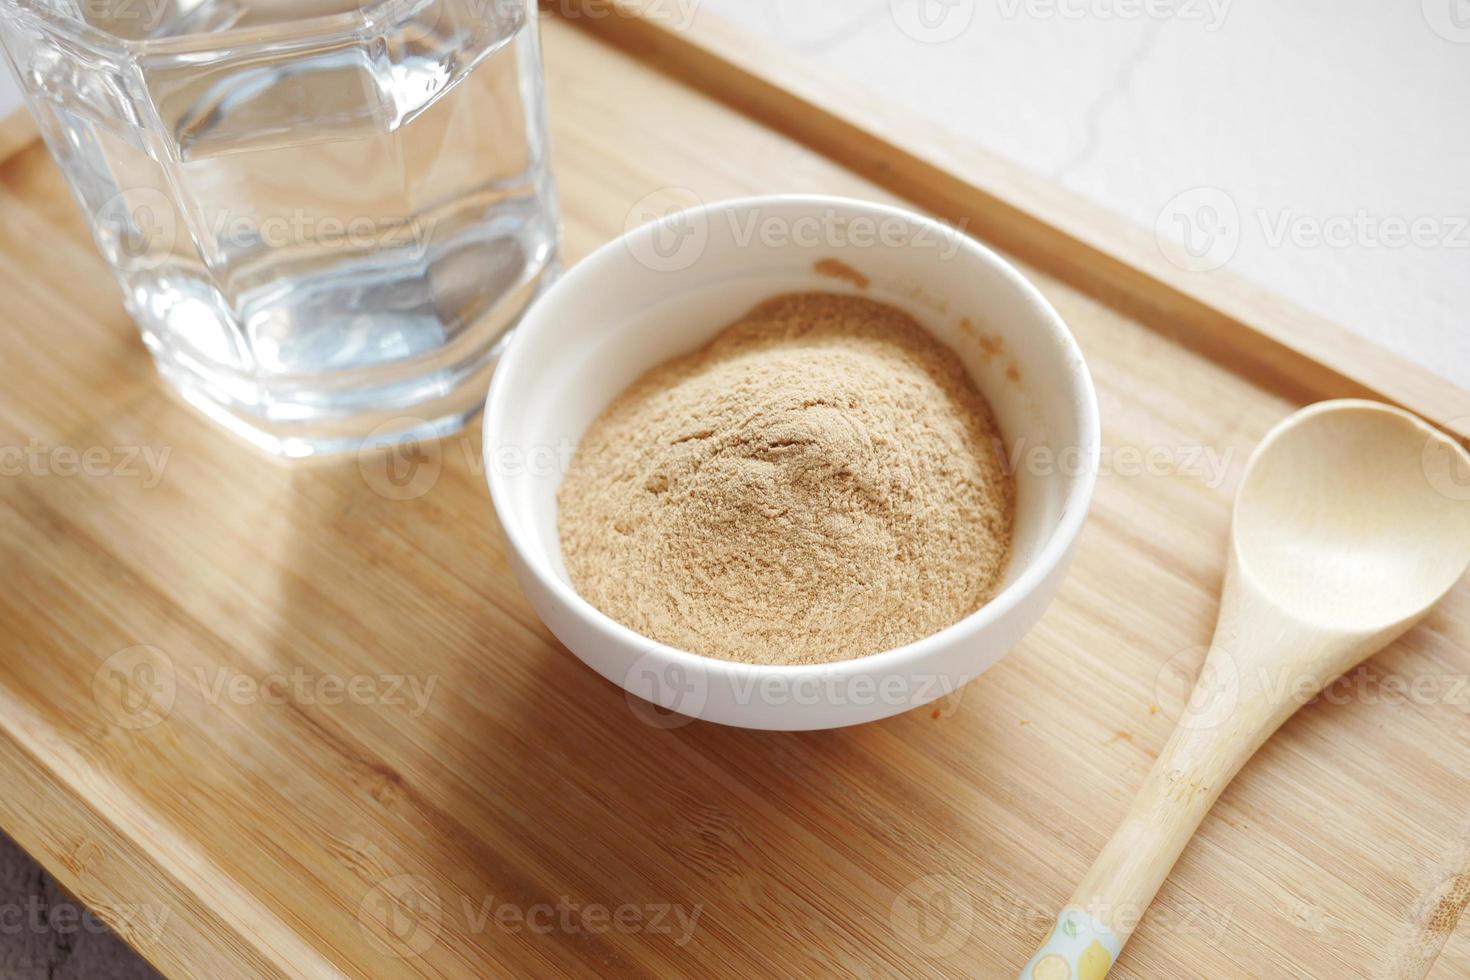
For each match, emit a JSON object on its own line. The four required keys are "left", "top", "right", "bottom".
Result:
{"left": 0, "top": 111, "right": 32, "bottom": 165}
{"left": 0, "top": 12, "right": 1466, "bottom": 980}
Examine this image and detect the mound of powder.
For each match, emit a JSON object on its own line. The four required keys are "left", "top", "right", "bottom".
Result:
{"left": 557, "top": 291, "right": 1015, "bottom": 666}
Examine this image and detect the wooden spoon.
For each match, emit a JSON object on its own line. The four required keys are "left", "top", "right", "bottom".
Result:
{"left": 1021, "top": 400, "right": 1470, "bottom": 979}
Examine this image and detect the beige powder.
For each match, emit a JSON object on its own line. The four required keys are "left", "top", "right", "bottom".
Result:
{"left": 558, "top": 292, "right": 1015, "bottom": 666}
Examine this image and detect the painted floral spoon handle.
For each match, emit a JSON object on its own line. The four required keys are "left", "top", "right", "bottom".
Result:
{"left": 1018, "top": 589, "right": 1272, "bottom": 979}
{"left": 1018, "top": 623, "right": 1267, "bottom": 979}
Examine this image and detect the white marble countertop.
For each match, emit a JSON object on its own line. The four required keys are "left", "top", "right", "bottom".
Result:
{"left": 700, "top": 0, "right": 1470, "bottom": 390}
{"left": 0, "top": 62, "right": 15, "bottom": 112}
{"left": 0, "top": 63, "right": 22, "bottom": 119}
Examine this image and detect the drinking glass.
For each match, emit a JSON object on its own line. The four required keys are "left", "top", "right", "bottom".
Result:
{"left": 0, "top": 0, "right": 560, "bottom": 456}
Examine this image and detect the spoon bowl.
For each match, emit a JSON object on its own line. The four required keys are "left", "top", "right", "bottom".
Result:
{"left": 1234, "top": 400, "right": 1470, "bottom": 631}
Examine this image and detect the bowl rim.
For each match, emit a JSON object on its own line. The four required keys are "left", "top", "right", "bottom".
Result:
{"left": 484, "top": 192, "right": 1101, "bottom": 681}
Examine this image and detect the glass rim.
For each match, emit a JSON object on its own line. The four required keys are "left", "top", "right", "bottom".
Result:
{"left": 0, "top": 0, "right": 522, "bottom": 59}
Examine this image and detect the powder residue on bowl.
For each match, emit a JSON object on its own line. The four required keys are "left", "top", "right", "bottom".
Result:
{"left": 813, "top": 257, "right": 870, "bottom": 289}
{"left": 557, "top": 291, "right": 1015, "bottom": 666}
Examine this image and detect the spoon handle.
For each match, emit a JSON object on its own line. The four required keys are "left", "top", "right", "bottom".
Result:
{"left": 1020, "top": 555, "right": 1391, "bottom": 979}
{"left": 1018, "top": 709, "right": 1248, "bottom": 979}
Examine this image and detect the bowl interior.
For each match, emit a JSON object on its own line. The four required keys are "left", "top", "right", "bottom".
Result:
{"left": 489, "top": 199, "right": 1095, "bottom": 654}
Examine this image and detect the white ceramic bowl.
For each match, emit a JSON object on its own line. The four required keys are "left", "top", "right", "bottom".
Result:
{"left": 485, "top": 195, "right": 1098, "bottom": 730}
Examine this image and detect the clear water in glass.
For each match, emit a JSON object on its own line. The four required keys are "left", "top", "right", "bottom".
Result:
{"left": 0, "top": 0, "right": 560, "bottom": 455}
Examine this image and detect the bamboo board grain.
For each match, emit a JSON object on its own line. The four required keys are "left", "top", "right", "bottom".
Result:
{"left": 0, "top": 109, "right": 33, "bottom": 166}
{"left": 0, "top": 15, "right": 1467, "bottom": 980}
